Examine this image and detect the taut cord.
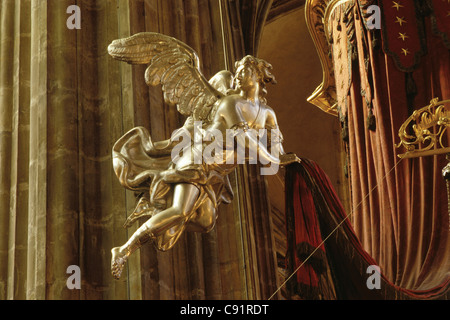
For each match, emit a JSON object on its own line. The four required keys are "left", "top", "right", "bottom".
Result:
{"left": 268, "top": 157, "right": 405, "bottom": 300}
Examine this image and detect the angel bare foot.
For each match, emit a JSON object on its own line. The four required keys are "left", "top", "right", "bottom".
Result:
{"left": 111, "top": 247, "right": 128, "bottom": 280}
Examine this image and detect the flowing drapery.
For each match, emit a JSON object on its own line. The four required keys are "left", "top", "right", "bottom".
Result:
{"left": 328, "top": 0, "right": 450, "bottom": 291}
{"left": 285, "top": 159, "right": 449, "bottom": 299}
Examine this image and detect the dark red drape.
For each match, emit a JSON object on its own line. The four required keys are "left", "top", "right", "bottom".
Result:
{"left": 285, "top": 159, "right": 449, "bottom": 299}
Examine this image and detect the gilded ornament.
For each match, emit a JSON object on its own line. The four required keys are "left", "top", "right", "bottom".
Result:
{"left": 107, "top": 32, "right": 300, "bottom": 279}
{"left": 397, "top": 98, "right": 450, "bottom": 158}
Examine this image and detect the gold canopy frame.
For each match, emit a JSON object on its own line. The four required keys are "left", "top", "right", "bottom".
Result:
{"left": 397, "top": 98, "right": 450, "bottom": 231}
{"left": 396, "top": 98, "right": 450, "bottom": 159}
{"left": 305, "top": 0, "right": 356, "bottom": 117}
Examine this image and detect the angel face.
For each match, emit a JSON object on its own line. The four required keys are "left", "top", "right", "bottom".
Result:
{"left": 234, "top": 64, "right": 259, "bottom": 92}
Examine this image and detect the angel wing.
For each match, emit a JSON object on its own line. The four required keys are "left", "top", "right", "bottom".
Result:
{"left": 108, "top": 32, "right": 226, "bottom": 122}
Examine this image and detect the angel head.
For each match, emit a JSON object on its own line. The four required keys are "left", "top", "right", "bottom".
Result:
{"left": 233, "top": 55, "right": 277, "bottom": 103}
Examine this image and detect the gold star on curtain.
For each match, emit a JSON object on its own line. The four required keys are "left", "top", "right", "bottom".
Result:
{"left": 395, "top": 16, "right": 407, "bottom": 26}
{"left": 392, "top": 1, "right": 404, "bottom": 11}
{"left": 401, "top": 48, "right": 410, "bottom": 56}
{"left": 398, "top": 32, "right": 409, "bottom": 41}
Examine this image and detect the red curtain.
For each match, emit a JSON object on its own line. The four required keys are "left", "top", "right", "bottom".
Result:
{"left": 285, "top": 159, "right": 449, "bottom": 299}
{"left": 331, "top": 0, "right": 449, "bottom": 291}
{"left": 285, "top": 165, "right": 335, "bottom": 299}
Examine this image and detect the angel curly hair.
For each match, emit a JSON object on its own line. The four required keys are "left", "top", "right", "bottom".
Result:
{"left": 234, "top": 55, "right": 277, "bottom": 103}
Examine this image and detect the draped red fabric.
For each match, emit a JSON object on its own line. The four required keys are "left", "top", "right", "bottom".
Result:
{"left": 285, "top": 171, "right": 328, "bottom": 297}
{"left": 285, "top": 160, "right": 450, "bottom": 299}
{"left": 332, "top": 1, "right": 450, "bottom": 291}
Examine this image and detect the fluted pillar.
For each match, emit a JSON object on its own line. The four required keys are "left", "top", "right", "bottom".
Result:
{"left": 222, "top": 0, "right": 281, "bottom": 299}
{"left": 0, "top": 0, "right": 17, "bottom": 300}
{"left": 27, "top": 0, "right": 48, "bottom": 300}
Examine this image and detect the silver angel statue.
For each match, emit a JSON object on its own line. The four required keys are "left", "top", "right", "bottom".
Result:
{"left": 108, "top": 32, "right": 297, "bottom": 279}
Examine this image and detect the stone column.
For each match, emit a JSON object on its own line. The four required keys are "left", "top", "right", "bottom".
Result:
{"left": 0, "top": 0, "right": 17, "bottom": 300}
{"left": 222, "top": 0, "right": 281, "bottom": 300}
{"left": 27, "top": 0, "right": 48, "bottom": 300}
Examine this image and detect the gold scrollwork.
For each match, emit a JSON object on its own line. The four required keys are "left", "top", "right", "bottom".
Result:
{"left": 305, "top": 0, "right": 355, "bottom": 117}
{"left": 397, "top": 98, "right": 450, "bottom": 159}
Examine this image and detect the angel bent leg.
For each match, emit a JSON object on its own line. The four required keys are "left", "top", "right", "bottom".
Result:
{"left": 186, "top": 197, "right": 217, "bottom": 233}
{"left": 111, "top": 183, "right": 200, "bottom": 279}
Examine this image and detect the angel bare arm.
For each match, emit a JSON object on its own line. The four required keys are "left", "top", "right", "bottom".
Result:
{"left": 211, "top": 95, "right": 280, "bottom": 164}
{"left": 264, "top": 106, "right": 285, "bottom": 156}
